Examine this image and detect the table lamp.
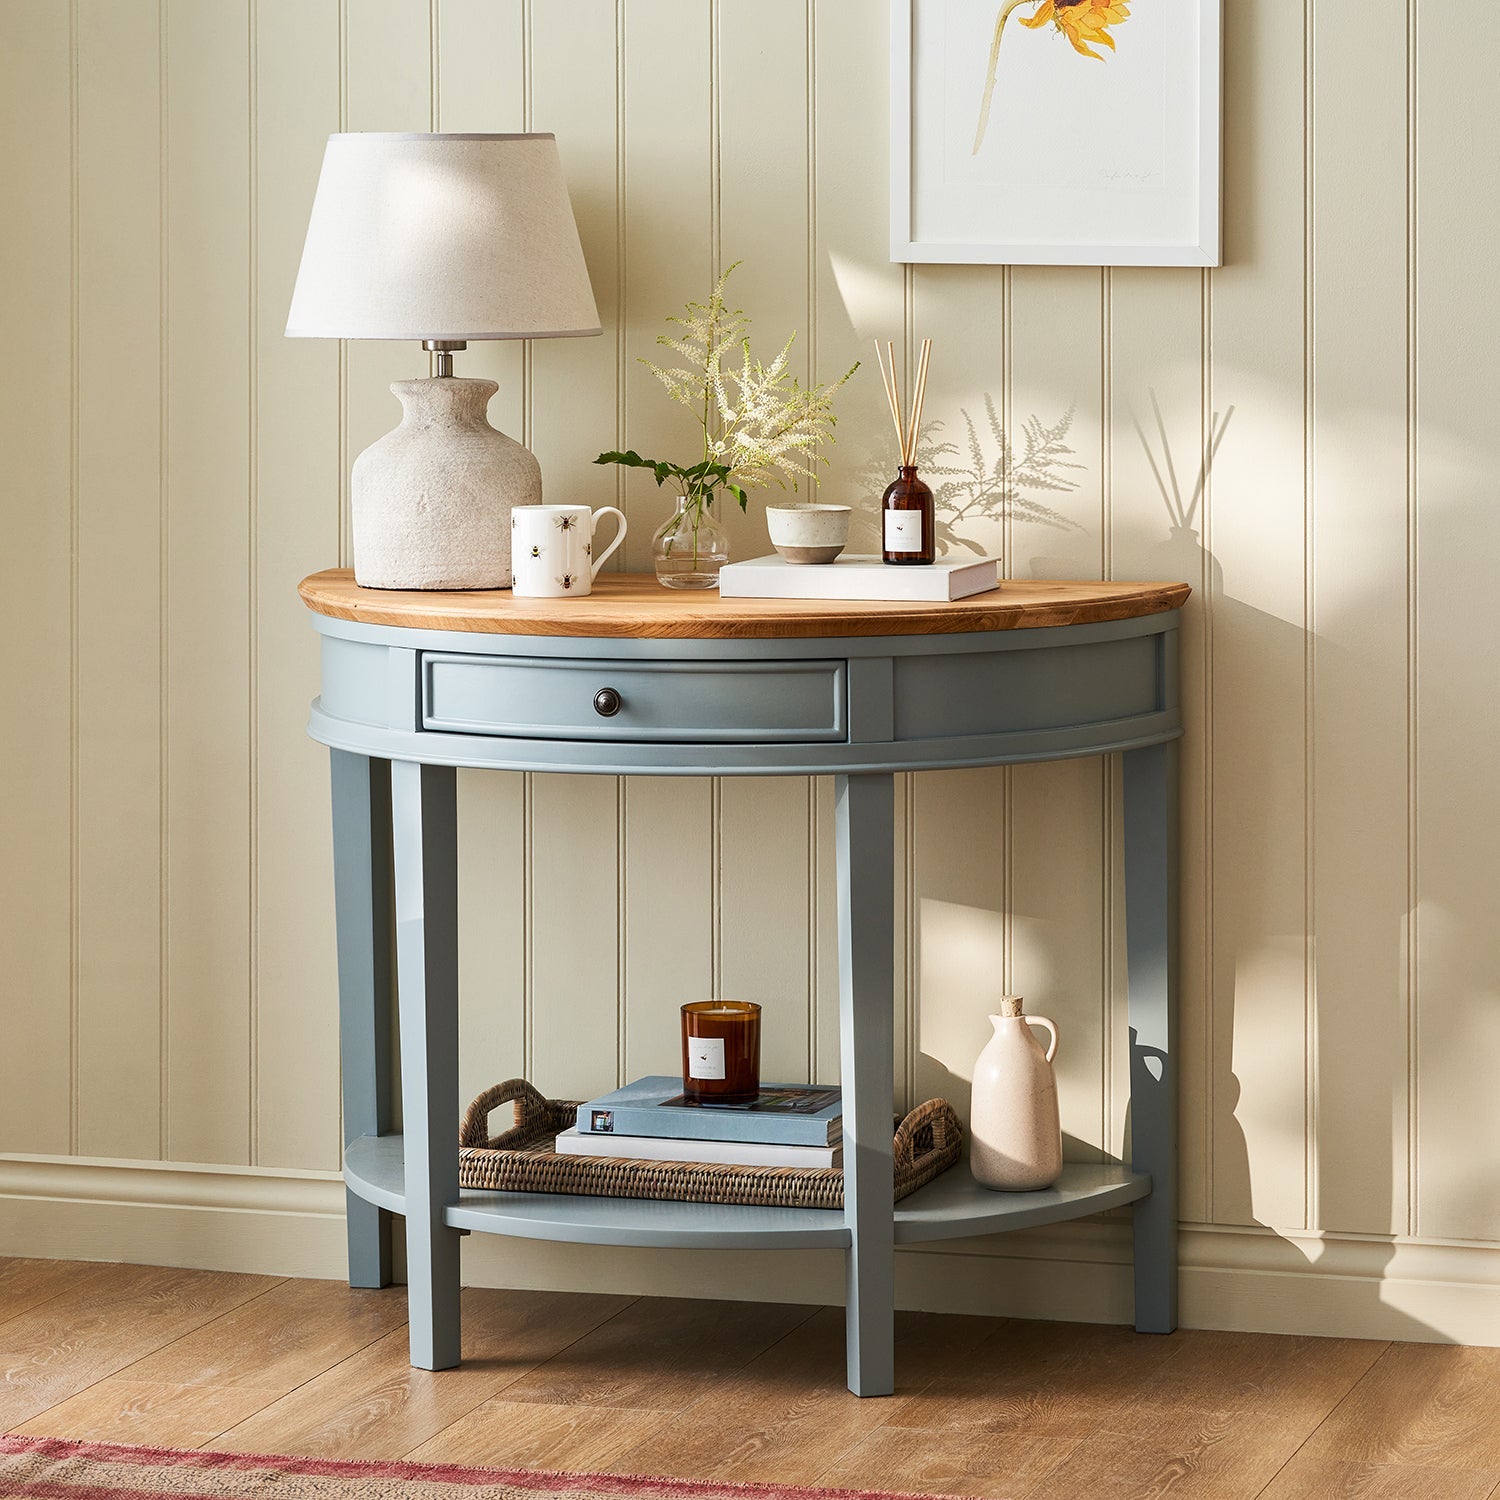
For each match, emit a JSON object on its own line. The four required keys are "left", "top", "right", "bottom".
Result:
{"left": 286, "top": 132, "right": 601, "bottom": 590}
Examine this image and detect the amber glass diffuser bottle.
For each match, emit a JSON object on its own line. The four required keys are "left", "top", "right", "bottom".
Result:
{"left": 882, "top": 465, "right": 935, "bottom": 564}
{"left": 681, "top": 1001, "right": 762, "bottom": 1105}
{"left": 874, "top": 336, "right": 936, "bottom": 565}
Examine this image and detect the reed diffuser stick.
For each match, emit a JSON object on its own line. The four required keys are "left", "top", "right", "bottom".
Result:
{"left": 873, "top": 340, "right": 907, "bottom": 466}
{"left": 886, "top": 341, "right": 906, "bottom": 465}
{"left": 905, "top": 338, "right": 932, "bottom": 464}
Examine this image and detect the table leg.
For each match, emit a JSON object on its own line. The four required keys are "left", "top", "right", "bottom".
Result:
{"left": 391, "top": 759, "right": 462, "bottom": 1370}
{"left": 1123, "top": 741, "right": 1179, "bottom": 1333}
{"left": 330, "top": 750, "right": 395, "bottom": 1289}
{"left": 835, "top": 772, "right": 896, "bottom": 1397}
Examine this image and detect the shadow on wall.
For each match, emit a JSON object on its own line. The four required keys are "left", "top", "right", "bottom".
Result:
{"left": 847, "top": 399, "right": 1086, "bottom": 557}
{"left": 1123, "top": 400, "right": 1434, "bottom": 1342}
{"left": 910, "top": 390, "right": 1437, "bottom": 1341}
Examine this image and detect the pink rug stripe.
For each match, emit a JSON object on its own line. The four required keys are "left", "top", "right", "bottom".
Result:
{"left": 0, "top": 1435, "right": 966, "bottom": 1500}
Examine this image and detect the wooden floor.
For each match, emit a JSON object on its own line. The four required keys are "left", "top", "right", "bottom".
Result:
{"left": 3, "top": 1259, "right": 1498, "bottom": 1499}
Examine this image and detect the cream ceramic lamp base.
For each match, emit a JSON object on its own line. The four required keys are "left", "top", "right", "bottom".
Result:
{"left": 350, "top": 376, "right": 541, "bottom": 590}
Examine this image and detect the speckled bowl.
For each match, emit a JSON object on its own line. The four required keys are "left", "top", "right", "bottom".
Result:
{"left": 766, "top": 503, "right": 852, "bottom": 564}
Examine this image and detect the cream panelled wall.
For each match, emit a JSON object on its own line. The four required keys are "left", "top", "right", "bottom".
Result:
{"left": 3, "top": 0, "right": 1498, "bottom": 1341}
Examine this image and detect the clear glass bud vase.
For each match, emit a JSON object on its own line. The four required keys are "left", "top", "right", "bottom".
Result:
{"left": 652, "top": 494, "right": 730, "bottom": 590}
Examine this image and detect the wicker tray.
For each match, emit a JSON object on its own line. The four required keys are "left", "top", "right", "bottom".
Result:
{"left": 459, "top": 1078, "right": 961, "bottom": 1210}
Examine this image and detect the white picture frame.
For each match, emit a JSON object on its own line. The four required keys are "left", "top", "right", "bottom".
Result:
{"left": 891, "top": 0, "right": 1222, "bottom": 267}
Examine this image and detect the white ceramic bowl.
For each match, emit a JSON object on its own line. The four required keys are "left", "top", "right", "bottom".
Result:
{"left": 765, "top": 503, "right": 852, "bottom": 564}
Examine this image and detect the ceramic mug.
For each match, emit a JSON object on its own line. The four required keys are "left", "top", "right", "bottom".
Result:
{"left": 511, "top": 504, "right": 627, "bottom": 598}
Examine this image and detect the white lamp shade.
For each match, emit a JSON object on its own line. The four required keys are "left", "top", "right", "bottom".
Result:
{"left": 285, "top": 132, "right": 601, "bottom": 341}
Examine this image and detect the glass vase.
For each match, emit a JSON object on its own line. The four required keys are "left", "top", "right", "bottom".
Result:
{"left": 652, "top": 494, "right": 730, "bottom": 590}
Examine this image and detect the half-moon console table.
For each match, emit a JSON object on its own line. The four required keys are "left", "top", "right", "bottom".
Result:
{"left": 299, "top": 569, "right": 1189, "bottom": 1398}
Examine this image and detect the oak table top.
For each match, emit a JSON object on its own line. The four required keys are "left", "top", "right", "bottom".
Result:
{"left": 298, "top": 569, "right": 1192, "bottom": 640}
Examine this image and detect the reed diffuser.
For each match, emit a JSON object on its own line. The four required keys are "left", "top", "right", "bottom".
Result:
{"left": 874, "top": 338, "right": 935, "bottom": 565}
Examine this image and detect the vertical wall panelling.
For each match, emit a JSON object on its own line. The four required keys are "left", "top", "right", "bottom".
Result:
{"left": 812, "top": 779, "right": 839, "bottom": 1082}
{"left": 715, "top": 0, "right": 814, "bottom": 1077}
{"left": 619, "top": 0, "right": 713, "bottom": 574}
{"left": 603, "top": 0, "right": 718, "bottom": 1097}
{"left": 434, "top": 0, "right": 525, "bottom": 439}
{"left": 527, "top": 774, "right": 621, "bottom": 1098}
{"left": 1107, "top": 267, "right": 1208, "bottom": 1212}
{"left": 1414, "top": 6, "right": 1500, "bottom": 1243}
{"left": 1007, "top": 270, "right": 1110, "bottom": 1159}
{"left": 74, "top": 0, "right": 164, "bottom": 1160}
{"left": 810, "top": 0, "right": 911, "bottom": 1097}
{"left": 434, "top": 0, "right": 531, "bottom": 1131}
{"left": 453, "top": 772, "right": 527, "bottom": 1122}
{"left": 529, "top": 0, "right": 622, "bottom": 511}
{"left": 527, "top": 0, "right": 635, "bottom": 1099}
{"left": 252, "top": 0, "right": 342, "bottom": 1168}
{"left": 906, "top": 265, "right": 1008, "bottom": 1125}
{"left": 1201, "top": 0, "right": 1310, "bottom": 1230}
{"left": 0, "top": 2, "right": 74, "bottom": 1153}
{"left": 163, "top": 0, "right": 253, "bottom": 1166}
{"left": 912, "top": 770, "right": 1007, "bottom": 1131}
{"left": 522, "top": 0, "right": 631, "bottom": 1100}
{"left": 621, "top": 777, "right": 715, "bottom": 1085}
{"left": 1308, "top": 0, "right": 1411, "bottom": 1237}
{"left": 341, "top": 0, "right": 433, "bottom": 548}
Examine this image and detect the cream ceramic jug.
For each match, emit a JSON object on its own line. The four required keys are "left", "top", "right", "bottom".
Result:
{"left": 970, "top": 995, "right": 1063, "bottom": 1192}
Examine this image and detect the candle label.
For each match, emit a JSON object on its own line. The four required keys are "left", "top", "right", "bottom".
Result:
{"left": 687, "top": 1036, "right": 726, "bottom": 1080}
{"left": 884, "top": 512, "right": 921, "bottom": 553}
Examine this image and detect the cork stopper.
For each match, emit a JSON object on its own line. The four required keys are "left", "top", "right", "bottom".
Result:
{"left": 998, "top": 995, "right": 1025, "bottom": 1018}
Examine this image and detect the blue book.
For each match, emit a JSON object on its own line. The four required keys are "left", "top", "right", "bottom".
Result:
{"left": 577, "top": 1076, "right": 842, "bottom": 1147}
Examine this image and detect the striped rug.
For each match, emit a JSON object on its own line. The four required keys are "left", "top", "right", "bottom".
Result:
{"left": 0, "top": 1436, "right": 965, "bottom": 1500}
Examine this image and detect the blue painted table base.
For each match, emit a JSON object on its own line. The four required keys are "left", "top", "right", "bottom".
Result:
{"left": 315, "top": 601, "right": 1183, "bottom": 1394}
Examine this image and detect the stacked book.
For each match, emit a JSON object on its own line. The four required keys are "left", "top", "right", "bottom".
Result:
{"left": 556, "top": 1075, "right": 843, "bottom": 1169}
{"left": 718, "top": 553, "right": 999, "bottom": 603}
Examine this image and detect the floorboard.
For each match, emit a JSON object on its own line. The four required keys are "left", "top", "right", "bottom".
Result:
{"left": 492, "top": 1295, "right": 817, "bottom": 1414}
{"left": 1, "top": 1257, "right": 1485, "bottom": 1500}
{"left": 406, "top": 1400, "right": 677, "bottom": 1474}
{"left": 0, "top": 1263, "right": 278, "bottom": 1431}
{"left": 611, "top": 1306, "right": 994, "bottom": 1487}
{"left": 206, "top": 1286, "right": 632, "bottom": 1461}
{"left": 1258, "top": 1455, "right": 1500, "bottom": 1500}
{"left": 0, "top": 1258, "right": 100, "bottom": 1326}
{"left": 1287, "top": 1343, "right": 1500, "bottom": 1472}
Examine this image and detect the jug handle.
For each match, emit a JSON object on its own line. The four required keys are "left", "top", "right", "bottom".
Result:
{"left": 1027, "top": 1015, "right": 1059, "bottom": 1063}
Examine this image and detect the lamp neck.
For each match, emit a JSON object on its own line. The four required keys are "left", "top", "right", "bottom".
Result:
{"left": 422, "top": 339, "right": 468, "bottom": 378}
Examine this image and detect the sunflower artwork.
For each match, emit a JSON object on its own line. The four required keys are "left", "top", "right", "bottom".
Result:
{"left": 892, "top": 0, "right": 1219, "bottom": 264}
{"left": 974, "top": 0, "right": 1131, "bottom": 155}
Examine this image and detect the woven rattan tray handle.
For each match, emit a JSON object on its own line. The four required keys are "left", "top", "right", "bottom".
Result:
{"left": 893, "top": 1097, "right": 957, "bottom": 1170}
{"left": 460, "top": 1078, "right": 551, "bottom": 1150}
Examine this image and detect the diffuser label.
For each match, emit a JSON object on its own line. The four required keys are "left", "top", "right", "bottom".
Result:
{"left": 885, "top": 513, "right": 921, "bottom": 552}
{"left": 687, "top": 1037, "right": 726, "bottom": 1080}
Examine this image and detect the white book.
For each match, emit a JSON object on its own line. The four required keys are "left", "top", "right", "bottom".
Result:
{"left": 553, "top": 1125, "right": 841, "bottom": 1170}
{"left": 718, "top": 553, "right": 999, "bottom": 603}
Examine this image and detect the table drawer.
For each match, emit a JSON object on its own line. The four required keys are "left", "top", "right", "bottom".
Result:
{"left": 422, "top": 653, "right": 848, "bottom": 743}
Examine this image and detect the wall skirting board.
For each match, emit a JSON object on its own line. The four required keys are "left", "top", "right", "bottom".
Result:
{"left": 3, "top": 1154, "right": 1498, "bottom": 1348}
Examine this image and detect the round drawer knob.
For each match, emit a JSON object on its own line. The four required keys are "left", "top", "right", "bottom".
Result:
{"left": 593, "top": 687, "right": 622, "bottom": 718}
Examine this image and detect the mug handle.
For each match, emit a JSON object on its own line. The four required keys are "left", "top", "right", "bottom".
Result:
{"left": 589, "top": 506, "right": 628, "bottom": 579}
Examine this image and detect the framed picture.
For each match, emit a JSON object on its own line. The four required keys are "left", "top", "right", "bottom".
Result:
{"left": 891, "top": 0, "right": 1222, "bottom": 267}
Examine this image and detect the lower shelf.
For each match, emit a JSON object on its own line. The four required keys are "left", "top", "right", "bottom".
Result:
{"left": 344, "top": 1134, "right": 1150, "bottom": 1250}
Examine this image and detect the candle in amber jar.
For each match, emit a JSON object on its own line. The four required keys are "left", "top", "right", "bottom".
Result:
{"left": 681, "top": 1001, "right": 762, "bottom": 1105}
